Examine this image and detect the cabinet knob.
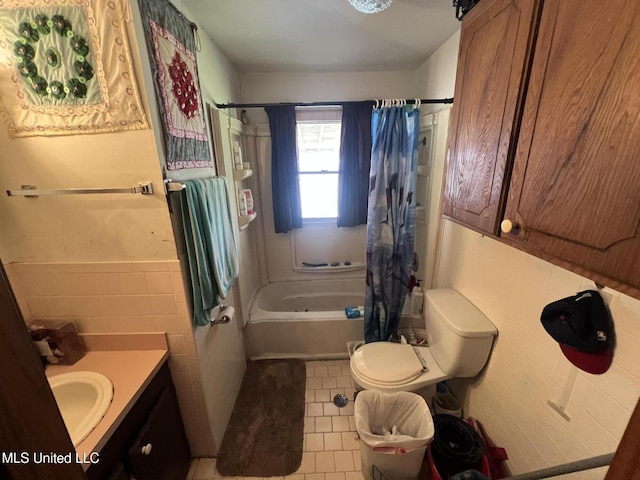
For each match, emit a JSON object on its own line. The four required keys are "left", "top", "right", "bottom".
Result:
{"left": 141, "top": 443, "right": 153, "bottom": 455}
{"left": 500, "top": 219, "right": 519, "bottom": 234}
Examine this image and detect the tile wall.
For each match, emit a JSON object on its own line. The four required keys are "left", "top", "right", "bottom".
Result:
{"left": 4, "top": 260, "right": 216, "bottom": 457}
{"left": 438, "top": 220, "right": 640, "bottom": 478}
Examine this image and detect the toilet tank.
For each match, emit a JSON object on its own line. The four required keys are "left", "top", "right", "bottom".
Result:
{"left": 425, "top": 289, "right": 497, "bottom": 377}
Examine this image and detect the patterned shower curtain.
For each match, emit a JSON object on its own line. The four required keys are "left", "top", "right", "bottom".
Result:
{"left": 364, "top": 105, "right": 420, "bottom": 343}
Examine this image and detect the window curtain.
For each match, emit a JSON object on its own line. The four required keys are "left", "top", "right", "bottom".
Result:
{"left": 337, "top": 102, "right": 373, "bottom": 227}
{"left": 265, "top": 105, "right": 302, "bottom": 233}
{"left": 364, "top": 105, "right": 420, "bottom": 343}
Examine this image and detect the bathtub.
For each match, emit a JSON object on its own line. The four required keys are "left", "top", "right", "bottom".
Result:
{"left": 245, "top": 278, "right": 366, "bottom": 359}
{"left": 245, "top": 279, "right": 420, "bottom": 360}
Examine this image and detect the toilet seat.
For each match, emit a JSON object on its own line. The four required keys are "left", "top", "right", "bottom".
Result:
{"left": 350, "top": 342, "right": 449, "bottom": 392}
{"left": 351, "top": 343, "right": 424, "bottom": 385}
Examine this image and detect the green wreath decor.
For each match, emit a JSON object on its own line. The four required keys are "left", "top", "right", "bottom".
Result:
{"left": 13, "top": 13, "right": 94, "bottom": 100}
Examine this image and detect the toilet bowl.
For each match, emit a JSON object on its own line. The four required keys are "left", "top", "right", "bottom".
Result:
{"left": 348, "top": 289, "right": 497, "bottom": 393}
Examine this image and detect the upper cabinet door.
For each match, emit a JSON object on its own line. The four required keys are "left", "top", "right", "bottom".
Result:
{"left": 443, "top": 0, "right": 540, "bottom": 234}
{"left": 503, "top": 0, "right": 640, "bottom": 291}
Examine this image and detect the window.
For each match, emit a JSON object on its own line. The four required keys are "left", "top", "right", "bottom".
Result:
{"left": 296, "top": 107, "right": 342, "bottom": 220}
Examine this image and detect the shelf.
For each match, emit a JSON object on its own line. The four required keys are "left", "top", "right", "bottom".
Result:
{"left": 238, "top": 212, "right": 257, "bottom": 230}
{"left": 292, "top": 262, "right": 365, "bottom": 273}
{"left": 233, "top": 168, "right": 253, "bottom": 181}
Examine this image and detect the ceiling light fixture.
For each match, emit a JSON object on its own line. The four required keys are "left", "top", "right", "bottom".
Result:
{"left": 348, "top": 0, "right": 392, "bottom": 14}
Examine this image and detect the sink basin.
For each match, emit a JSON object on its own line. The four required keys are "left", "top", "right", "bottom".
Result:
{"left": 48, "top": 371, "right": 113, "bottom": 447}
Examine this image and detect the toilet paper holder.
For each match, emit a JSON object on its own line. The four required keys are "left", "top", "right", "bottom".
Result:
{"left": 210, "top": 304, "right": 234, "bottom": 326}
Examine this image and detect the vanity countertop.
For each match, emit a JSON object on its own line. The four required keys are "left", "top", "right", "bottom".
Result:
{"left": 45, "top": 348, "right": 169, "bottom": 470}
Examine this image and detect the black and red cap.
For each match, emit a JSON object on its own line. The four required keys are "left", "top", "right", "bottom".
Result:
{"left": 541, "top": 290, "right": 613, "bottom": 375}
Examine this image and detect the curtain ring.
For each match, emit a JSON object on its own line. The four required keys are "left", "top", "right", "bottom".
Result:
{"left": 374, "top": 99, "right": 379, "bottom": 109}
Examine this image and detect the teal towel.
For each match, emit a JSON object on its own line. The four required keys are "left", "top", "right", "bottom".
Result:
{"left": 181, "top": 178, "right": 239, "bottom": 326}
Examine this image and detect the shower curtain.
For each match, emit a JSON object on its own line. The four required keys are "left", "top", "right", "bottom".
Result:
{"left": 364, "top": 104, "right": 420, "bottom": 343}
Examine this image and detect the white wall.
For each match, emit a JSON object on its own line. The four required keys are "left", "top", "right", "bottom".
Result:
{"left": 0, "top": 0, "right": 250, "bottom": 457}
{"left": 241, "top": 69, "right": 421, "bottom": 283}
{"left": 440, "top": 222, "right": 640, "bottom": 478}
{"left": 420, "top": 28, "right": 640, "bottom": 478}
{"left": 0, "top": 5, "right": 171, "bottom": 263}
{"left": 0, "top": 0, "right": 244, "bottom": 264}
{"left": 414, "top": 30, "right": 460, "bottom": 109}
{"left": 240, "top": 70, "right": 418, "bottom": 124}
{"left": 411, "top": 29, "right": 460, "bottom": 288}
{"left": 250, "top": 125, "right": 368, "bottom": 283}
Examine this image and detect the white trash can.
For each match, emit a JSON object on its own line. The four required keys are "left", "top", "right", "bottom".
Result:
{"left": 355, "top": 390, "right": 435, "bottom": 480}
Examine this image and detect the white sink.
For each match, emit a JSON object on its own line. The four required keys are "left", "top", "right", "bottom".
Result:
{"left": 48, "top": 371, "right": 113, "bottom": 447}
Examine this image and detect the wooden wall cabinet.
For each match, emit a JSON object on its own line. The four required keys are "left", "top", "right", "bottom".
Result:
{"left": 443, "top": 0, "right": 540, "bottom": 235}
{"left": 444, "top": 0, "right": 640, "bottom": 296}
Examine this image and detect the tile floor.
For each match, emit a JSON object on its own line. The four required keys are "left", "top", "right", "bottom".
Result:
{"left": 187, "top": 359, "right": 365, "bottom": 480}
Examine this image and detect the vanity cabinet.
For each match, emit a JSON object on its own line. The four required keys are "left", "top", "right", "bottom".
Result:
{"left": 444, "top": 0, "right": 640, "bottom": 296}
{"left": 86, "top": 362, "right": 190, "bottom": 480}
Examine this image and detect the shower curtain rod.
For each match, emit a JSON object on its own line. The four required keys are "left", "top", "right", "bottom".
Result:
{"left": 214, "top": 97, "right": 454, "bottom": 110}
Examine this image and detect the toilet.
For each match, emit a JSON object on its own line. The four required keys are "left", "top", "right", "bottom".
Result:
{"left": 349, "top": 289, "right": 497, "bottom": 393}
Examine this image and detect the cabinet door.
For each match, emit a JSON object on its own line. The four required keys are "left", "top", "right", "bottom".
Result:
{"left": 127, "top": 387, "right": 191, "bottom": 480}
{"left": 503, "top": 0, "right": 640, "bottom": 292}
{"left": 443, "top": 0, "right": 540, "bottom": 234}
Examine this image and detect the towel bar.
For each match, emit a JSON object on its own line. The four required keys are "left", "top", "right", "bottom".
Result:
{"left": 164, "top": 180, "right": 186, "bottom": 192}
{"left": 6, "top": 183, "right": 154, "bottom": 197}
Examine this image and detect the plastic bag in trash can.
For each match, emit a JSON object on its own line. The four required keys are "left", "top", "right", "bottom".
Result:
{"left": 354, "top": 390, "right": 434, "bottom": 450}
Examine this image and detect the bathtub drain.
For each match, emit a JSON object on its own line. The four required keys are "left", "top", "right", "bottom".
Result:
{"left": 333, "top": 393, "right": 349, "bottom": 408}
